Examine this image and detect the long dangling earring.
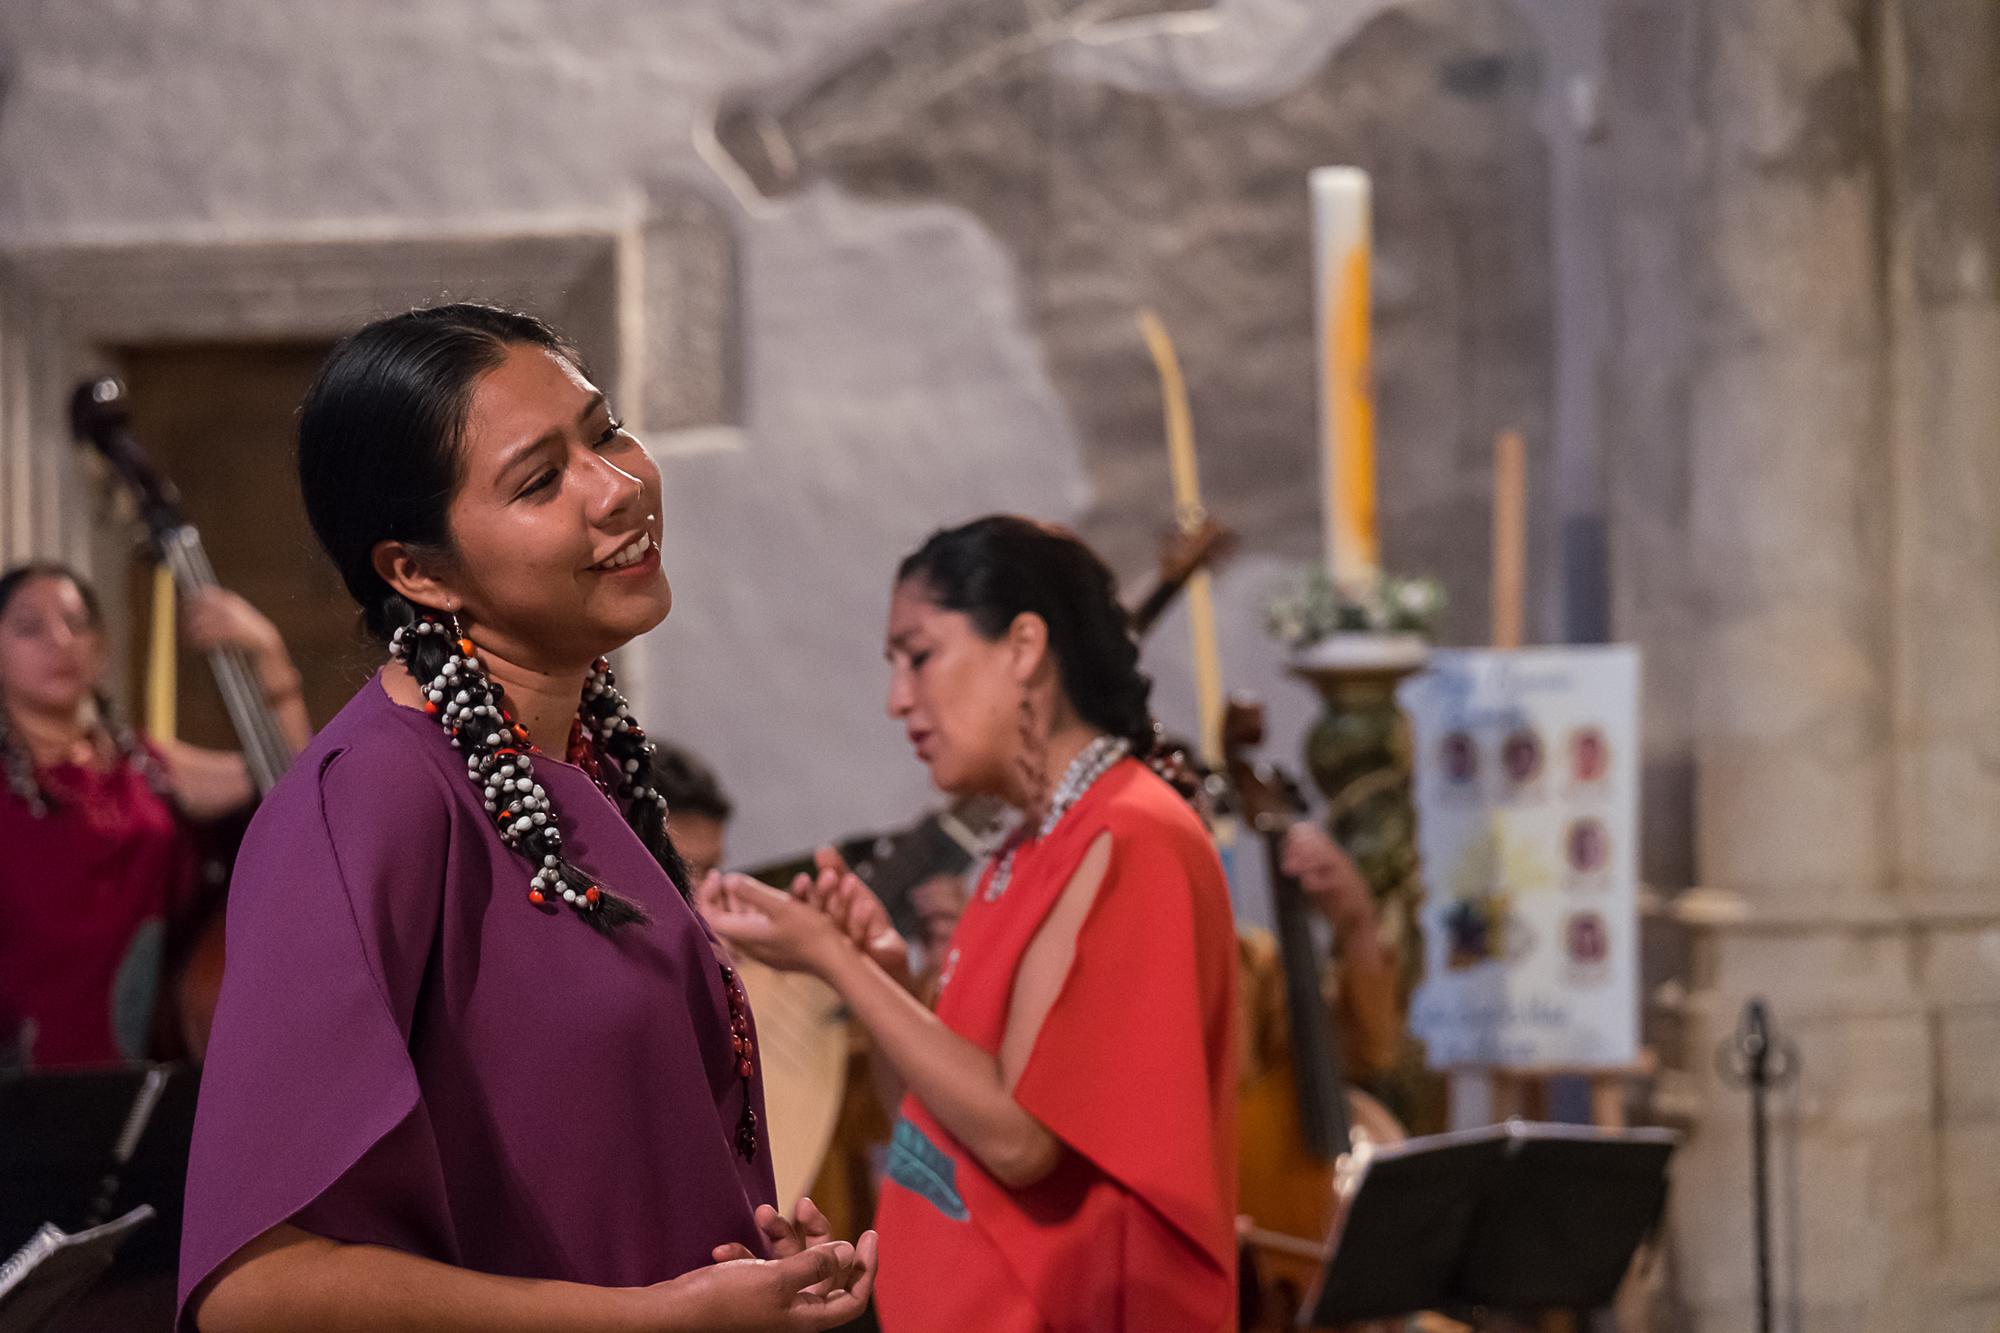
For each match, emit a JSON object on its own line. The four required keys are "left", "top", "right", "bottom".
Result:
{"left": 1015, "top": 692, "right": 1048, "bottom": 817}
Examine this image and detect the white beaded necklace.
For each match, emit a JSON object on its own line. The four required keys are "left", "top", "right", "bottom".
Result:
{"left": 982, "top": 733, "right": 1131, "bottom": 903}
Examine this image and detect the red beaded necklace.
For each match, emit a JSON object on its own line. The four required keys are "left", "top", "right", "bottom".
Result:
{"left": 405, "top": 623, "right": 759, "bottom": 1163}
{"left": 549, "top": 712, "right": 760, "bottom": 1160}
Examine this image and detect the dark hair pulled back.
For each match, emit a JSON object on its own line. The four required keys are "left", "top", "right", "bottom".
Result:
{"left": 297, "top": 304, "right": 686, "bottom": 922}
{"left": 897, "top": 516, "right": 1184, "bottom": 788}
{"left": 299, "top": 303, "right": 571, "bottom": 640}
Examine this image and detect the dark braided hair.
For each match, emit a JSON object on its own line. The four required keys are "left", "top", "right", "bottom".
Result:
{"left": 895, "top": 516, "right": 1197, "bottom": 801}
{"left": 297, "top": 304, "right": 688, "bottom": 927}
{"left": 0, "top": 563, "right": 171, "bottom": 817}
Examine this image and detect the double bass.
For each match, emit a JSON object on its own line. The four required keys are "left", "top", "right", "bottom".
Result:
{"left": 69, "top": 377, "right": 297, "bottom": 1057}
{"left": 1226, "top": 697, "right": 1406, "bottom": 1331}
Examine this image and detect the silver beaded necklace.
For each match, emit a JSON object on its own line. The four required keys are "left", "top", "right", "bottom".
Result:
{"left": 982, "top": 733, "right": 1131, "bottom": 903}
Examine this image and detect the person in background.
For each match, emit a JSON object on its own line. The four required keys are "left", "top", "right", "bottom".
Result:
{"left": 706, "top": 515, "right": 1239, "bottom": 1333}
{"left": 655, "top": 741, "right": 734, "bottom": 883}
{"left": 0, "top": 562, "right": 311, "bottom": 1070}
{"left": 1264, "top": 821, "right": 1402, "bottom": 1084}
{"left": 179, "top": 303, "right": 872, "bottom": 1332}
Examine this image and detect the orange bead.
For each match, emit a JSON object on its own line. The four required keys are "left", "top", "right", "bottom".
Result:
{"left": 528, "top": 888, "right": 545, "bottom": 906}
{"left": 584, "top": 886, "right": 601, "bottom": 905}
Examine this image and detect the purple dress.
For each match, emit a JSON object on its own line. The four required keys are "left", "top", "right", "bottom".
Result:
{"left": 177, "top": 674, "right": 774, "bottom": 1327}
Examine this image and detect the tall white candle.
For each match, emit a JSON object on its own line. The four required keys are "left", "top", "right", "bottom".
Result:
{"left": 1310, "top": 166, "right": 1380, "bottom": 588}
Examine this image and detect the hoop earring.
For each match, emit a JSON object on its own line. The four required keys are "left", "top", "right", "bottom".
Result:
{"left": 1015, "top": 692, "right": 1048, "bottom": 815}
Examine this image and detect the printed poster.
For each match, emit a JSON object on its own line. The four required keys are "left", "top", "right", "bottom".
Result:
{"left": 1400, "top": 646, "right": 1641, "bottom": 1069}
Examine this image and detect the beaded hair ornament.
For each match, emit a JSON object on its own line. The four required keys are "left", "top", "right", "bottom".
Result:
{"left": 389, "top": 611, "right": 762, "bottom": 1160}
{"left": 388, "top": 613, "right": 664, "bottom": 931}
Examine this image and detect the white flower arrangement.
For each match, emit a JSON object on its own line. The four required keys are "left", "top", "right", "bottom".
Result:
{"left": 1263, "top": 565, "right": 1445, "bottom": 650}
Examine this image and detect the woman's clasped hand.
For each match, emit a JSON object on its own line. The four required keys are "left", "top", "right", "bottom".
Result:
{"left": 659, "top": 1197, "right": 878, "bottom": 1332}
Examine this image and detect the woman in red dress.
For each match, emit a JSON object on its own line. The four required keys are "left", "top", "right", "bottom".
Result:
{"left": 0, "top": 562, "right": 312, "bottom": 1069}
{"left": 707, "top": 516, "right": 1239, "bottom": 1331}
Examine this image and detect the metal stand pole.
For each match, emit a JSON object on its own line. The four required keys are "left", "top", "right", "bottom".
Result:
{"left": 1718, "top": 998, "right": 1796, "bottom": 1333}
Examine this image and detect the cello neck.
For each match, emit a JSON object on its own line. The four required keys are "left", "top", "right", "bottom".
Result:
{"left": 1262, "top": 818, "right": 1352, "bottom": 1160}
{"left": 156, "top": 527, "right": 293, "bottom": 796}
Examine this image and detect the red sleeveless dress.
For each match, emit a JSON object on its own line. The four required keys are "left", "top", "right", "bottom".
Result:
{"left": 872, "top": 759, "right": 1239, "bottom": 1331}
{"left": 0, "top": 747, "right": 198, "bottom": 1067}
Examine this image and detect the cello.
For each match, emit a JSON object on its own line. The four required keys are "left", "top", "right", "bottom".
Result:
{"left": 1225, "top": 696, "right": 1406, "bottom": 1331}
{"left": 68, "top": 377, "right": 298, "bottom": 1057}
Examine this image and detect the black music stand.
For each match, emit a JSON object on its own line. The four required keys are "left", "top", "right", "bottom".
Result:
{"left": 1301, "top": 1120, "right": 1675, "bottom": 1327}
{"left": 0, "top": 1206, "right": 155, "bottom": 1333}
{"left": 0, "top": 1064, "right": 199, "bottom": 1310}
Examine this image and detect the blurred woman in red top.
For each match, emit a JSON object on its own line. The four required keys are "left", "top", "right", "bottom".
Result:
{"left": 0, "top": 562, "right": 311, "bottom": 1069}
{"left": 708, "top": 516, "right": 1239, "bottom": 1331}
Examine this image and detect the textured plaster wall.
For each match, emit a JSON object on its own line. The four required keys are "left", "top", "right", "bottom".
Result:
{"left": 0, "top": 0, "right": 1559, "bottom": 874}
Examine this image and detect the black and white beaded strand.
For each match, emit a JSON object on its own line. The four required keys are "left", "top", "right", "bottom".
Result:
{"left": 390, "top": 615, "right": 647, "bottom": 932}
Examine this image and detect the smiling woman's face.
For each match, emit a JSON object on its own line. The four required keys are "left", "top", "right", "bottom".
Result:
{"left": 407, "top": 343, "right": 671, "bottom": 669}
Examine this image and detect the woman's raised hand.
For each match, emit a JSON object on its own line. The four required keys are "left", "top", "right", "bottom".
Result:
{"left": 181, "top": 587, "right": 285, "bottom": 662}
{"left": 650, "top": 1224, "right": 878, "bottom": 1331}
{"left": 702, "top": 873, "right": 845, "bottom": 975}
{"left": 796, "top": 847, "right": 914, "bottom": 988}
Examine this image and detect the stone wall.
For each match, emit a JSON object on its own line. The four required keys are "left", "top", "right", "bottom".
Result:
{"left": 0, "top": 0, "right": 1563, "bottom": 877}
{"left": 1606, "top": 1, "right": 2000, "bottom": 1328}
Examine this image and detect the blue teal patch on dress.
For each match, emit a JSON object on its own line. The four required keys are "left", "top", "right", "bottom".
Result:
{"left": 886, "top": 1116, "right": 969, "bottom": 1222}
{"left": 112, "top": 917, "right": 165, "bottom": 1059}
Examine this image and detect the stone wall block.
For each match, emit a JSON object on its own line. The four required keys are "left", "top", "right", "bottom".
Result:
{"left": 1699, "top": 929, "right": 1915, "bottom": 1013}
{"left": 1935, "top": 1006, "right": 2000, "bottom": 1122}
{"left": 638, "top": 187, "right": 742, "bottom": 441}
{"left": 1694, "top": 748, "right": 1889, "bottom": 899}
{"left": 1685, "top": 348, "right": 1884, "bottom": 602}
{"left": 1889, "top": 305, "right": 2000, "bottom": 890}
{"left": 1938, "top": 1122, "right": 2000, "bottom": 1282}
{"left": 1702, "top": 176, "right": 1879, "bottom": 351}
{"left": 1920, "top": 929, "right": 2000, "bottom": 1006}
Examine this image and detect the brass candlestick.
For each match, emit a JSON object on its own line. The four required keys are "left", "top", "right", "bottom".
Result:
{"left": 1291, "top": 634, "right": 1440, "bottom": 1129}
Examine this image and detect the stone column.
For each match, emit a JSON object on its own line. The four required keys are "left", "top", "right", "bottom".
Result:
{"left": 1607, "top": 1, "right": 2000, "bottom": 1328}
{"left": 1880, "top": 0, "right": 2000, "bottom": 1314}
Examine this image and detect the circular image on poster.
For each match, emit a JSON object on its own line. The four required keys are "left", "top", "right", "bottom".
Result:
{"left": 1440, "top": 731, "right": 1479, "bottom": 786}
{"left": 1570, "top": 726, "right": 1609, "bottom": 784}
{"left": 1566, "top": 817, "right": 1609, "bottom": 876}
{"left": 1501, "top": 727, "right": 1543, "bottom": 786}
{"left": 1565, "top": 910, "right": 1609, "bottom": 967}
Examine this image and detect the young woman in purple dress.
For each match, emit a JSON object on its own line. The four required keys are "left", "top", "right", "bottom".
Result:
{"left": 180, "top": 305, "right": 875, "bottom": 1332}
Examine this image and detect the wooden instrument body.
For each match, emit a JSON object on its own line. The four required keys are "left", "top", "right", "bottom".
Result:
{"left": 69, "top": 378, "right": 296, "bottom": 1060}
{"left": 1225, "top": 698, "right": 1408, "bottom": 1332}
{"left": 1239, "top": 1072, "right": 1405, "bottom": 1331}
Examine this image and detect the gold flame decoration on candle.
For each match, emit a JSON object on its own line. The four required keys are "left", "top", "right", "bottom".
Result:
{"left": 1327, "top": 244, "right": 1379, "bottom": 585}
